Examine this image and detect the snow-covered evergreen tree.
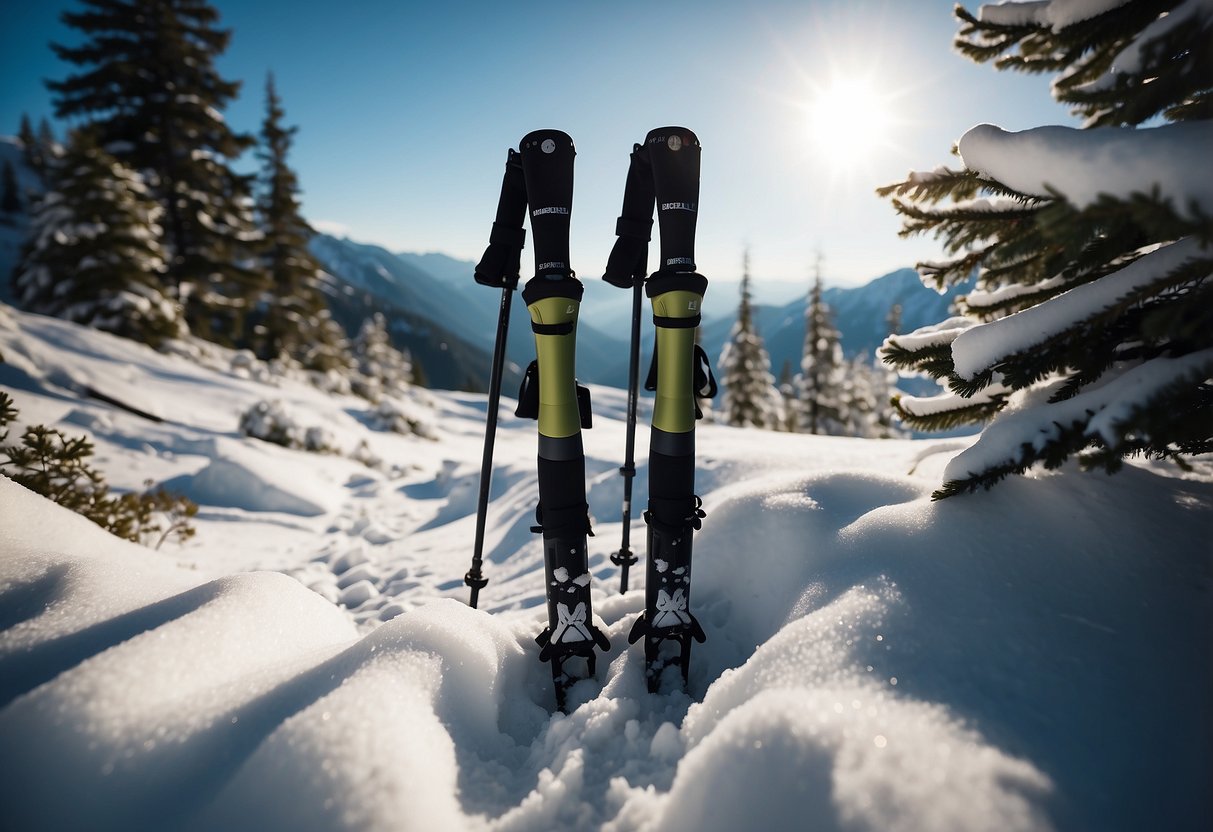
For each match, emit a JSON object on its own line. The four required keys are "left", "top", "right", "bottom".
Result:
{"left": 886, "top": 302, "right": 902, "bottom": 338}
{"left": 17, "top": 115, "right": 49, "bottom": 178}
{"left": 839, "top": 356, "right": 902, "bottom": 439}
{"left": 352, "top": 313, "right": 413, "bottom": 402}
{"left": 252, "top": 74, "right": 350, "bottom": 373}
{"left": 1, "top": 162, "right": 20, "bottom": 216}
{"left": 48, "top": 0, "right": 262, "bottom": 345}
{"left": 777, "top": 359, "right": 797, "bottom": 432}
{"left": 796, "top": 262, "right": 847, "bottom": 434}
{"left": 11, "top": 132, "right": 185, "bottom": 346}
{"left": 878, "top": 0, "right": 1213, "bottom": 497}
{"left": 718, "top": 251, "right": 781, "bottom": 429}
{"left": 17, "top": 116, "right": 37, "bottom": 165}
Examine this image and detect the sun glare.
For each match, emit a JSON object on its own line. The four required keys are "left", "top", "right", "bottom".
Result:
{"left": 806, "top": 77, "right": 894, "bottom": 168}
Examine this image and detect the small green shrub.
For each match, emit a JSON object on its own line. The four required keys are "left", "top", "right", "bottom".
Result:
{"left": 238, "top": 399, "right": 337, "bottom": 453}
{"left": 0, "top": 390, "right": 197, "bottom": 548}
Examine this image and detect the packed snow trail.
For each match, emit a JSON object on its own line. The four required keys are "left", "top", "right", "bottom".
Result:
{"left": 1, "top": 306, "right": 1211, "bottom": 831}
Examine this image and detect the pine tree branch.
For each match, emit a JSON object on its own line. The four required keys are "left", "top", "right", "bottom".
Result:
{"left": 935, "top": 347, "right": 1213, "bottom": 497}
{"left": 892, "top": 391, "right": 1006, "bottom": 432}
{"left": 880, "top": 340, "right": 956, "bottom": 380}
{"left": 948, "top": 244, "right": 1212, "bottom": 396}
{"left": 918, "top": 249, "right": 988, "bottom": 291}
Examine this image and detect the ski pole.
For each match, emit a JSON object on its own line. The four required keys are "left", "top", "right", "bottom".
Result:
{"left": 466, "top": 148, "right": 527, "bottom": 609}
{"left": 610, "top": 276, "right": 643, "bottom": 593}
{"left": 466, "top": 282, "right": 513, "bottom": 608}
{"left": 604, "top": 142, "right": 654, "bottom": 594}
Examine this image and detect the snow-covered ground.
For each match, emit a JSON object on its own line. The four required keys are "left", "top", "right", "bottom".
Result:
{"left": 1, "top": 303, "right": 1210, "bottom": 832}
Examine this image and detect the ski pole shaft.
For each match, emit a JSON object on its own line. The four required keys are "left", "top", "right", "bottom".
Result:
{"left": 615, "top": 278, "right": 643, "bottom": 593}
{"left": 467, "top": 283, "right": 513, "bottom": 608}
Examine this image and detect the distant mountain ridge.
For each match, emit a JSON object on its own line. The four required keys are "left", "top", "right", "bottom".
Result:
{"left": 310, "top": 233, "right": 968, "bottom": 393}
{"left": 308, "top": 236, "right": 629, "bottom": 391}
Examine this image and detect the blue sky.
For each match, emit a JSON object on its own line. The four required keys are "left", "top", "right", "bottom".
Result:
{"left": 1, "top": 0, "right": 1076, "bottom": 289}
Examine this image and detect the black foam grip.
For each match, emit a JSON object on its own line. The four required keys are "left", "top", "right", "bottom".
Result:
{"left": 645, "top": 127, "right": 700, "bottom": 273}
{"left": 519, "top": 130, "right": 575, "bottom": 279}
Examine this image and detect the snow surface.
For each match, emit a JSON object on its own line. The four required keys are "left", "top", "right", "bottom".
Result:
{"left": 957, "top": 122, "right": 1213, "bottom": 220}
{"left": 1, "top": 305, "right": 1211, "bottom": 831}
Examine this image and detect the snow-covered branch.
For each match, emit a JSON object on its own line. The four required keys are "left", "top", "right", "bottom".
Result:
{"left": 958, "top": 122, "right": 1213, "bottom": 220}
{"left": 951, "top": 237, "right": 1212, "bottom": 381}
{"left": 940, "top": 347, "right": 1213, "bottom": 493}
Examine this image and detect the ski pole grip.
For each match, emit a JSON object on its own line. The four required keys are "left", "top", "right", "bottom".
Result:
{"left": 519, "top": 129, "right": 575, "bottom": 280}
{"left": 646, "top": 126, "right": 700, "bottom": 274}
{"left": 603, "top": 142, "right": 655, "bottom": 289}
{"left": 475, "top": 148, "right": 527, "bottom": 288}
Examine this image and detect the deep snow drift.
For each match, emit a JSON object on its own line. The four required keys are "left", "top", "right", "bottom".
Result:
{"left": 1, "top": 304, "right": 1210, "bottom": 831}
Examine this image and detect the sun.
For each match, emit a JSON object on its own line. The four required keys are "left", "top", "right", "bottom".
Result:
{"left": 805, "top": 76, "right": 895, "bottom": 168}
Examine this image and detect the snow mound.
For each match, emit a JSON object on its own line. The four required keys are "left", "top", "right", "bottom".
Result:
{"left": 165, "top": 438, "right": 339, "bottom": 516}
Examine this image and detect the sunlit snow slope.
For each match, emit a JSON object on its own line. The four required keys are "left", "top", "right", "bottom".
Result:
{"left": 1, "top": 304, "right": 1210, "bottom": 832}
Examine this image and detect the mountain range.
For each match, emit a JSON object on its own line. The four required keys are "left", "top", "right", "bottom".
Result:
{"left": 307, "top": 234, "right": 966, "bottom": 393}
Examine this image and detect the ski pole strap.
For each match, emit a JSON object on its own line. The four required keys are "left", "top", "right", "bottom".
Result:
{"left": 475, "top": 149, "right": 527, "bottom": 289}
{"left": 603, "top": 143, "right": 655, "bottom": 289}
